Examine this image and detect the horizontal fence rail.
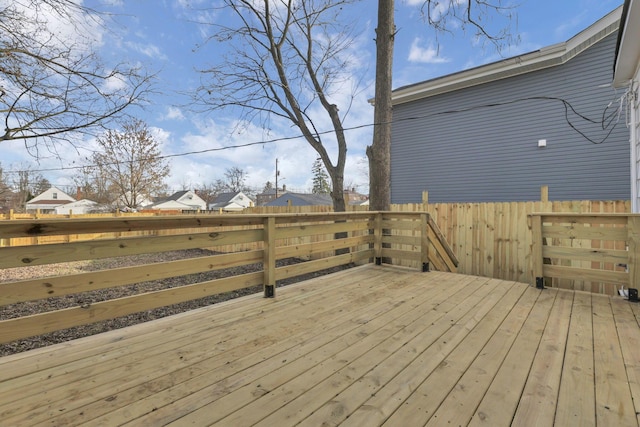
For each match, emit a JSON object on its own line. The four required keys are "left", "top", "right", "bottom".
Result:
{"left": 392, "top": 198, "right": 630, "bottom": 284}
{"left": 0, "top": 212, "right": 456, "bottom": 345}
{"left": 530, "top": 213, "right": 640, "bottom": 294}
{"left": 3, "top": 197, "right": 630, "bottom": 290}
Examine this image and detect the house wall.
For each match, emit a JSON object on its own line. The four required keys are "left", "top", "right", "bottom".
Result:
{"left": 55, "top": 201, "right": 97, "bottom": 215}
{"left": 632, "top": 75, "right": 640, "bottom": 212}
{"left": 27, "top": 187, "right": 74, "bottom": 204}
{"left": 391, "top": 32, "right": 630, "bottom": 203}
{"left": 177, "top": 192, "right": 207, "bottom": 210}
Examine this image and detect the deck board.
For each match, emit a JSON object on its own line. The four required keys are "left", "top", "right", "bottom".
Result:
{"left": 1, "top": 265, "right": 639, "bottom": 426}
{"left": 592, "top": 293, "right": 638, "bottom": 426}
{"left": 555, "top": 291, "right": 595, "bottom": 426}
{"left": 512, "top": 287, "right": 573, "bottom": 426}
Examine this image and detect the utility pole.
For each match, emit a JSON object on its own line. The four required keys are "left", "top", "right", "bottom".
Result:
{"left": 275, "top": 158, "right": 280, "bottom": 198}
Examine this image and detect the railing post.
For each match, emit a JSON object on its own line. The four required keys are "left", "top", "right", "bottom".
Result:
{"left": 540, "top": 185, "right": 549, "bottom": 203}
{"left": 421, "top": 213, "right": 430, "bottom": 272}
{"left": 263, "top": 216, "right": 276, "bottom": 297}
{"left": 374, "top": 212, "right": 382, "bottom": 265}
{"left": 628, "top": 216, "right": 640, "bottom": 290}
{"left": 531, "top": 214, "right": 544, "bottom": 288}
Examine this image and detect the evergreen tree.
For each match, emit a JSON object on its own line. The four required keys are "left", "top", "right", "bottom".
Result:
{"left": 312, "top": 158, "right": 331, "bottom": 194}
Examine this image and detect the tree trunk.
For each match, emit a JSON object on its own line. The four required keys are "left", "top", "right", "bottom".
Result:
{"left": 330, "top": 172, "right": 346, "bottom": 212}
{"left": 368, "top": 0, "right": 394, "bottom": 212}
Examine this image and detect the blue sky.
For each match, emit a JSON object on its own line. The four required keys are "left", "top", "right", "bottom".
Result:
{"left": 2, "top": 0, "right": 624, "bottom": 195}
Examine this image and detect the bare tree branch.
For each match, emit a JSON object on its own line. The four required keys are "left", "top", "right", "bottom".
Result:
{"left": 419, "top": 0, "right": 519, "bottom": 52}
{"left": 192, "top": 0, "right": 364, "bottom": 211}
{"left": 0, "top": 0, "right": 155, "bottom": 157}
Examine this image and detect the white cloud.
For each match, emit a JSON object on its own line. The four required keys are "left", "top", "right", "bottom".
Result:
{"left": 9, "top": 0, "right": 106, "bottom": 57}
{"left": 101, "top": 73, "right": 128, "bottom": 91}
{"left": 100, "top": 0, "right": 124, "bottom": 6}
{"left": 408, "top": 38, "right": 450, "bottom": 64}
{"left": 163, "top": 106, "right": 186, "bottom": 121}
{"left": 158, "top": 110, "right": 372, "bottom": 194}
{"left": 175, "top": 0, "right": 207, "bottom": 8}
{"left": 124, "top": 42, "right": 168, "bottom": 60}
{"left": 405, "top": 0, "right": 465, "bottom": 21}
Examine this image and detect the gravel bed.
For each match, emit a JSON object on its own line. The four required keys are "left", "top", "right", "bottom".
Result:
{"left": 0, "top": 249, "right": 354, "bottom": 356}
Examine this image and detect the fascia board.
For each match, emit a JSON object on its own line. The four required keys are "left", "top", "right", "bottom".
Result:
{"left": 391, "top": 6, "right": 622, "bottom": 105}
{"left": 614, "top": 0, "right": 640, "bottom": 86}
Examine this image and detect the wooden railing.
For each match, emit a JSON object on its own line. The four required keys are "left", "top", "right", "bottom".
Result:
{"left": 530, "top": 213, "right": 640, "bottom": 294}
{"left": 0, "top": 212, "right": 457, "bottom": 344}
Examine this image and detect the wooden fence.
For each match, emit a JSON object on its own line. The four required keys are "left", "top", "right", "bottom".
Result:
{"left": 2, "top": 189, "right": 631, "bottom": 290}
{"left": 382, "top": 188, "right": 629, "bottom": 287}
{"left": 531, "top": 213, "right": 639, "bottom": 295}
{"left": 0, "top": 212, "right": 457, "bottom": 344}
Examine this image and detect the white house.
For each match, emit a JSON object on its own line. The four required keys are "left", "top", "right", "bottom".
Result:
{"left": 209, "top": 191, "right": 253, "bottom": 211}
{"left": 614, "top": 0, "right": 640, "bottom": 212}
{"left": 55, "top": 199, "right": 99, "bottom": 215}
{"left": 26, "top": 186, "right": 75, "bottom": 213}
{"left": 146, "top": 190, "right": 207, "bottom": 211}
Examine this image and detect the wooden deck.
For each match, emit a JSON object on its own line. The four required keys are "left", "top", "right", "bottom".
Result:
{"left": 1, "top": 265, "right": 639, "bottom": 426}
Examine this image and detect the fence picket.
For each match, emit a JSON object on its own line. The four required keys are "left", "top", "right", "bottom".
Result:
{"left": 2, "top": 198, "right": 631, "bottom": 289}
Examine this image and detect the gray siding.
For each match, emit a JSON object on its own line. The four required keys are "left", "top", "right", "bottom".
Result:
{"left": 391, "top": 33, "right": 630, "bottom": 203}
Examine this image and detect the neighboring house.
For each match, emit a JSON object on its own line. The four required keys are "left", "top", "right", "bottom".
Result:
{"left": 55, "top": 199, "right": 99, "bottom": 215}
{"left": 389, "top": 7, "right": 629, "bottom": 203}
{"left": 343, "top": 188, "right": 368, "bottom": 204}
{"left": 255, "top": 186, "right": 288, "bottom": 206}
{"left": 26, "top": 186, "right": 75, "bottom": 213}
{"left": 146, "top": 190, "right": 207, "bottom": 211}
{"left": 613, "top": 0, "right": 640, "bottom": 212}
{"left": 264, "top": 192, "right": 333, "bottom": 207}
{"left": 209, "top": 191, "right": 254, "bottom": 211}
{"left": 143, "top": 199, "right": 194, "bottom": 211}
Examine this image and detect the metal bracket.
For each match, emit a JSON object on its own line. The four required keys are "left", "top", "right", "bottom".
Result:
{"left": 375, "top": 257, "right": 382, "bottom": 265}
{"left": 535, "top": 277, "right": 545, "bottom": 289}
{"left": 422, "top": 262, "right": 430, "bottom": 272}
{"left": 264, "top": 284, "right": 275, "bottom": 298}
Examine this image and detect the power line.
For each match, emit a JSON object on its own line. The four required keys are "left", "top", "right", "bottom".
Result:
{"left": 1, "top": 94, "right": 626, "bottom": 176}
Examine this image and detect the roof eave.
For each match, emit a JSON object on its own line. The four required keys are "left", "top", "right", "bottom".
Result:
{"left": 391, "top": 6, "right": 622, "bottom": 104}
{"left": 613, "top": 0, "right": 639, "bottom": 87}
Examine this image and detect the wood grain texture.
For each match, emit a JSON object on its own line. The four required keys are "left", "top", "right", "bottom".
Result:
{"left": 1, "top": 266, "right": 639, "bottom": 426}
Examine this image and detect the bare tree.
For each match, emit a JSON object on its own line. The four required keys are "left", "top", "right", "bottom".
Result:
{"left": 0, "top": 0, "right": 154, "bottom": 157}
{"left": 72, "top": 164, "right": 112, "bottom": 205}
{"left": 223, "top": 167, "right": 250, "bottom": 194}
{"left": 31, "top": 176, "right": 52, "bottom": 197}
{"left": 368, "top": 0, "right": 517, "bottom": 210}
{"left": 195, "top": 182, "right": 220, "bottom": 206}
{"left": 0, "top": 163, "right": 13, "bottom": 210}
{"left": 419, "top": 0, "right": 517, "bottom": 49}
{"left": 92, "top": 119, "right": 170, "bottom": 210}
{"left": 194, "top": 0, "right": 364, "bottom": 212}
{"left": 10, "top": 164, "right": 46, "bottom": 212}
